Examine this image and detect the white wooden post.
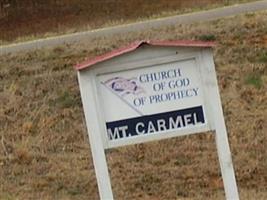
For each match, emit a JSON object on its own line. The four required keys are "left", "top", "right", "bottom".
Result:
{"left": 201, "top": 49, "right": 239, "bottom": 200}
{"left": 78, "top": 72, "right": 114, "bottom": 200}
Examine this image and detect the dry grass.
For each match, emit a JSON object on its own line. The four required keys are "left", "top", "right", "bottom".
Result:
{"left": 0, "top": 0, "right": 257, "bottom": 44}
{"left": 0, "top": 10, "right": 267, "bottom": 200}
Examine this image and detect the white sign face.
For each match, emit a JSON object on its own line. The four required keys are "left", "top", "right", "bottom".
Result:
{"left": 97, "top": 58, "right": 207, "bottom": 142}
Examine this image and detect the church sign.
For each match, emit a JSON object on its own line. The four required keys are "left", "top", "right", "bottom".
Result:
{"left": 75, "top": 40, "right": 239, "bottom": 200}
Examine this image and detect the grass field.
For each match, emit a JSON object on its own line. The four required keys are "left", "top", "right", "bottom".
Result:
{"left": 0, "top": 0, "right": 257, "bottom": 44}
{"left": 0, "top": 10, "right": 267, "bottom": 200}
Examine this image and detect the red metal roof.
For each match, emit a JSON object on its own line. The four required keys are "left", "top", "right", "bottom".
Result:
{"left": 75, "top": 40, "right": 215, "bottom": 70}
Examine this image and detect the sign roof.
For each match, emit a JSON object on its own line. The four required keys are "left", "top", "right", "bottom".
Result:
{"left": 75, "top": 40, "right": 215, "bottom": 71}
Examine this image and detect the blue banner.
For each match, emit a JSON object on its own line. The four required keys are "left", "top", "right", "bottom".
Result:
{"left": 106, "top": 106, "right": 205, "bottom": 140}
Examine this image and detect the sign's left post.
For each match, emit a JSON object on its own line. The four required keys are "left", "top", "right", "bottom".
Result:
{"left": 78, "top": 72, "right": 114, "bottom": 200}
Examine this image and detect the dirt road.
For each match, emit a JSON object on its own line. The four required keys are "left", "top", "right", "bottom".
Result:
{"left": 1, "top": 0, "right": 267, "bottom": 54}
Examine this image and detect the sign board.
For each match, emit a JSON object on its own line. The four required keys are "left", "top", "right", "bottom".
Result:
{"left": 76, "top": 40, "right": 239, "bottom": 200}
{"left": 98, "top": 57, "right": 208, "bottom": 147}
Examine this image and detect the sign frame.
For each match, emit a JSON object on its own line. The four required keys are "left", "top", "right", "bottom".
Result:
{"left": 76, "top": 41, "right": 239, "bottom": 200}
{"left": 93, "top": 52, "right": 211, "bottom": 149}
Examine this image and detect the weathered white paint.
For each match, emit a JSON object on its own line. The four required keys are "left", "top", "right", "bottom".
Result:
{"left": 78, "top": 72, "right": 113, "bottom": 200}
{"left": 200, "top": 49, "right": 239, "bottom": 200}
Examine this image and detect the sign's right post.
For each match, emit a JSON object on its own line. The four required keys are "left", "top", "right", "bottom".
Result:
{"left": 200, "top": 49, "right": 239, "bottom": 200}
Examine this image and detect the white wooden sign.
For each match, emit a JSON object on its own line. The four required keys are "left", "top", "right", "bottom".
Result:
{"left": 76, "top": 40, "right": 239, "bottom": 200}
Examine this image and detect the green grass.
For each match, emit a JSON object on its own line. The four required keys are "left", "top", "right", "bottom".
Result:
{"left": 50, "top": 91, "right": 78, "bottom": 109}
{"left": 245, "top": 74, "right": 263, "bottom": 89}
{"left": 198, "top": 34, "right": 216, "bottom": 41}
{"left": 258, "top": 52, "right": 267, "bottom": 63}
